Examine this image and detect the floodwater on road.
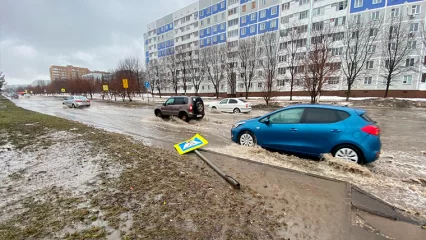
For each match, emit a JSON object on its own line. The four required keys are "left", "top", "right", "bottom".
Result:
{"left": 12, "top": 96, "right": 426, "bottom": 218}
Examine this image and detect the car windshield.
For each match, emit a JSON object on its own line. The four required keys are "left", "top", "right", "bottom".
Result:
{"left": 238, "top": 99, "right": 247, "bottom": 103}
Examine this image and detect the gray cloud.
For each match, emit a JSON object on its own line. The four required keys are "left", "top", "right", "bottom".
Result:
{"left": 0, "top": 0, "right": 194, "bottom": 85}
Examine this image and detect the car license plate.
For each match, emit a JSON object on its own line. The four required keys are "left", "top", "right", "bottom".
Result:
{"left": 197, "top": 115, "right": 202, "bottom": 117}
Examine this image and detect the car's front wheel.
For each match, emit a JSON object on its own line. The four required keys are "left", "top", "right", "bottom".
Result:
{"left": 239, "top": 131, "right": 256, "bottom": 147}
{"left": 155, "top": 110, "right": 162, "bottom": 118}
{"left": 332, "top": 145, "right": 364, "bottom": 164}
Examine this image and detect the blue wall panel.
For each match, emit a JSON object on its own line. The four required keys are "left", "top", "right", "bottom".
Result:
{"left": 350, "top": 0, "right": 386, "bottom": 13}
{"left": 240, "top": 12, "right": 258, "bottom": 27}
{"left": 386, "top": 0, "right": 422, "bottom": 6}
{"left": 240, "top": 23, "right": 258, "bottom": 38}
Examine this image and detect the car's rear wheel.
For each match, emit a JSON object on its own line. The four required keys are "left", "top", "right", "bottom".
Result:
{"left": 72, "top": 104, "right": 76, "bottom": 108}
{"left": 239, "top": 131, "right": 256, "bottom": 147}
{"left": 233, "top": 108, "right": 241, "bottom": 113}
{"left": 332, "top": 145, "right": 364, "bottom": 164}
{"left": 211, "top": 106, "right": 217, "bottom": 112}
{"left": 179, "top": 112, "right": 189, "bottom": 122}
{"left": 155, "top": 110, "right": 162, "bottom": 118}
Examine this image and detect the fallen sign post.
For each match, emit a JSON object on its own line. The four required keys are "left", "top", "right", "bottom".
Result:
{"left": 174, "top": 134, "right": 240, "bottom": 189}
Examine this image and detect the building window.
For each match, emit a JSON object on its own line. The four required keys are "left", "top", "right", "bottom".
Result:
{"left": 300, "top": 10, "right": 308, "bottom": 20}
{"left": 260, "top": 23, "right": 266, "bottom": 31}
{"left": 372, "top": 0, "right": 381, "bottom": 4}
{"left": 221, "top": 1, "right": 225, "bottom": 8}
{"left": 364, "top": 77, "right": 372, "bottom": 85}
{"left": 251, "top": 13, "right": 256, "bottom": 21}
{"left": 206, "top": 8, "right": 210, "bottom": 14}
{"left": 271, "top": 6, "right": 277, "bottom": 15}
{"left": 406, "top": 58, "right": 415, "bottom": 67}
{"left": 369, "top": 28, "right": 378, "bottom": 37}
{"left": 278, "top": 68, "right": 286, "bottom": 74}
{"left": 328, "top": 77, "right": 340, "bottom": 84}
{"left": 258, "top": 82, "right": 263, "bottom": 88}
{"left": 221, "top": 23, "right": 225, "bottom": 30}
{"left": 300, "top": 0, "right": 310, "bottom": 6}
{"left": 354, "top": 0, "right": 363, "bottom": 8}
{"left": 241, "top": 28, "right": 246, "bottom": 35}
{"left": 403, "top": 75, "right": 412, "bottom": 84}
{"left": 261, "top": 0, "right": 266, "bottom": 5}
{"left": 242, "top": 5, "right": 246, "bottom": 12}
{"left": 260, "top": 10, "right": 266, "bottom": 18}
{"left": 313, "top": 7, "right": 325, "bottom": 16}
{"left": 250, "top": 25, "right": 255, "bottom": 33}
{"left": 408, "top": 41, "right": 416, "bottom": 50}
{"left": 229, "top": 0, "right": 238, "bottom": 5}
{"left": 228, "top": 18, "right": 238, "bottom": 26}
{"left": 335, "top": 16, "right": 346, "bottom": 26}
{"left": 366, "top": 60, "right": 374, "bottom": 69}
{"left": 391, "top": 8, "right": 400, "bottom": 18}
{"left": 206, "top": 28, "right": 210, "bottom": 34}
{"left": 242, "top": 16, "right": 246, "bottom": 24}
{"left": 410, "top": 23, "right": 419, "bottom": 32}
{"left": 411, "top": 5, "right": 420, "bottom": 15}
{"left": 270, "top": 19, "right": 277, "bottom": 28}
{"left": 281, "top": 15, "right": 291, "bottom": 24}
{"left": 213, "top": 26, "right": 217, "bottom": 32}
{"left": 252, "top": 2, "right": 256, "bottom": 9}
{"left": 228, "top": 7, "right": 237, "bottom": 16}
{"left": 282, "top": 3, "right": 290, "bottom": 11}
{"left": 213, "top": 35, "right": 217, "bottom": 42}
{"left": 371, "top": 11, "right": 380, "bottom": 21}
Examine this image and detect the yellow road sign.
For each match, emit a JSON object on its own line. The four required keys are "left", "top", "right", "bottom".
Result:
{"left": 122, "top": 79, "right": 128, "bottom": 89}
{"left": 103, "top": 85, "right": 109, "bottom": 91}
{"left": 25, "top": 90, "right": 28, "bottom": 93}
{"left": 174, "top": 134, "right": 208, "bottom": 155}
{"left": 61, "top": 88, "right": 66, "bottom": 93}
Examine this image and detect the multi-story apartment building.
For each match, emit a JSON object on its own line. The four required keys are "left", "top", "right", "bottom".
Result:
{"left": 144, "top": 0, "right": 426, "bottom": 98}
{"left": 49, "top": 65, "right": 90, "bottom": 81}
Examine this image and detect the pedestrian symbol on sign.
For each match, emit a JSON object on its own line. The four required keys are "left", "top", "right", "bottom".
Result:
{"left": 174, "top": 134, "right": 208, "bottom": 155}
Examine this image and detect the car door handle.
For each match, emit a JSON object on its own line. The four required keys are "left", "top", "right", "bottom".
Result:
{"left": 331, "top": 129, "right": 341, "bottom": 132}
{"left": 289, "top": 128, "right": 298, "bottom": 132}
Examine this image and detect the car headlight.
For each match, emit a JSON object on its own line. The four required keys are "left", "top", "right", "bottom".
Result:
{"left": 232, "top": 122, "right": 246, "bottom": 129}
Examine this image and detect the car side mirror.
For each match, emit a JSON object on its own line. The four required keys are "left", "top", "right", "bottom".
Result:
{"left": 262, "top": 118, "right": 270, "bottom": 124}
{"left": 163, "top": 102, "right": 166, "bottom": 106}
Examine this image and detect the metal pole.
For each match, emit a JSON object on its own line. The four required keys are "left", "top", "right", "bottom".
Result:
{"left": 194, "top": 150, "right": 240, "bottom": 189}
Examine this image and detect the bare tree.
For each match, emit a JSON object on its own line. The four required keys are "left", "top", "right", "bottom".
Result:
{"left": 420, "top": 21, "right": 426, "bottom": 66}
{"left": 302, "top": 23, "right": 337, "bottom": 104}
{"left": 380, "top": 14, "right": 412, "bottom": 98}
{"left": 259, "top": 32, "right": 280, "bottom": 105}
{"left": 0, "top": 71, "right": 5, "bottom": 89}
{"left": 176, "top": 47, "right": 189, "bottom": 95}
{"left": 206, "top": 44, "right": 227, "bottom": 99}
{"left": 280, "top": 23, "right": 306, "bottom": 100}
{"left": 146, "top": 60, "right": 159, "bottom": 97}
{"left": 165, "top": 54, "right": 179, "bottom": 95}
{"left": 340, "top": 15, "right": 382, "bottom": 100}
{"left": 189, "top": 46, "right": 206, "bottom": 95}
{"left": 238, "top": 37, "right": 258, "bottom": 99}
{"left": 225, "top": 42, "right": 238, "bottom": 97}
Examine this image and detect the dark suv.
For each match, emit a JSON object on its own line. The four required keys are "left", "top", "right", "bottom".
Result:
{"left": 154, "top": 96, "right": 205, "bottom": 122}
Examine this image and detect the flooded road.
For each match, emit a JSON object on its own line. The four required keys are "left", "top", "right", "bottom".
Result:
{"left": 13, "top": 96, "right": 426, "bottom": 218}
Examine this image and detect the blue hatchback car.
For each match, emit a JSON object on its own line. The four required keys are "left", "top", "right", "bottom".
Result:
{"left": 231, "top": 104, "right": 381, "bottom": 164}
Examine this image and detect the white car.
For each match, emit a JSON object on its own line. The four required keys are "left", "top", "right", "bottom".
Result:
{"left": 210, "top": 98, "right": 252, "bottom": 113}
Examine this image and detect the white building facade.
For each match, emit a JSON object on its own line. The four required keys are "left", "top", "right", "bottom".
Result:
{"left": 144, "top": 0, "right": 426, "bottom": 98}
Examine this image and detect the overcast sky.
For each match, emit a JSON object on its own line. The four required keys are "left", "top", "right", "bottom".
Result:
{"left": 0, "top": 0, "right": 194, "bottom": 85}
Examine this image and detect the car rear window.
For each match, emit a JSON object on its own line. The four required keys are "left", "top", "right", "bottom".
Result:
{"left": 76, "top": 96, "right": 87, "bottom": 100}
{"left": 304, "top": 108, "right": 340, "bottom": 123}
{"left": 360, "top": 113, "right": 376, "bottom": 124}
{"left": 229, "top": 99, "right": 238, "bottom": 104}
{"left": 337, "top": 111, "right": 350, "bottom": 120}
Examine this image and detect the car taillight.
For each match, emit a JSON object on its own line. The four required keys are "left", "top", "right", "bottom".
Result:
{"left": 361, "top": 125, "right": 380, "bottom": 136}
{"left": 75, "top": 100, "right": 82, "bottom": 102}
{"left": 87, "top": 100, "right": 90, "bottom": 102}
{"left": 189, "top": 104, "right": 193, "bottom": 112}
{"left": 246, "top": 104, "right": 248, "bottom": 108}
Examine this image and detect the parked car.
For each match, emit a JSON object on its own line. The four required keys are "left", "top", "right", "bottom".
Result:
{"left": 231, "top": 104, "right": 381, "bottom": 164}
{"left": 11, "top": 93, "right": 19, "bottom": 99}
{"left": 63, "top": 96, "right": 91, "bottom": 108}
{"left": 154, "top": 96, "right": 205, "bottom": 122}
{"left": 210, "top": 98, "right": 252, "bottom": 113}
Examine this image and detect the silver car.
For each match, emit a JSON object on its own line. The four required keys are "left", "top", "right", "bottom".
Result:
{"left": 63, "top": 96, "right": 91, "bottom": 108}
{"left": 209, "top": 98, "right": 252, "bottom": 113}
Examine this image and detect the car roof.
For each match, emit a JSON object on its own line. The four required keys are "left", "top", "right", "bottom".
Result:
{"left": 283, "top": 104, "right": 365, "bottom": 114}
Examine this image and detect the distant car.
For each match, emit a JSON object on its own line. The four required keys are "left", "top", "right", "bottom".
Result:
{"left": 154, "top": 96, "right": 205, "bottom": 122}
{"left": 63, "top": 96, "right": 91, "bottom": 108}
{"left": 11, "top": 93, "right": 19, "bottom": 99}
{"left": 231, "top": 104, "right": 381, "bottom": 164}
{"left": 23, "top": 94, "right": 30, "bottom": 98}
{"left": 210, "top": 98, "right": 252, "bottom": 113}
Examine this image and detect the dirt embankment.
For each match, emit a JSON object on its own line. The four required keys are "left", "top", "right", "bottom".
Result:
{"left": 0, "top": 97, "right": 288, "bottom": 239}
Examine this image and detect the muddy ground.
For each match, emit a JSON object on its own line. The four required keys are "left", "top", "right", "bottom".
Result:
{"left": 0, "top": 97, "right": 293, "bottom": 239}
